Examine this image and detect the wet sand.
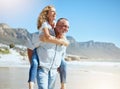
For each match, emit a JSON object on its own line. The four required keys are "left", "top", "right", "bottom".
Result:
{"left": 0, "top": 62, "right": 120, "bottom": 89}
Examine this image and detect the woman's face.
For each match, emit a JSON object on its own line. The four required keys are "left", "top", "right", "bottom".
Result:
{"left": 47, "top": 7, "right": 56, "bottom": 21}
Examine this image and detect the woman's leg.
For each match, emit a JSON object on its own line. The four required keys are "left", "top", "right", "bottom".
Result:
{"left": 59, "top": 59, "right": 67, "bottom": 89}
{"left": 28, "top": 49, "right": 39, "bottom": 89}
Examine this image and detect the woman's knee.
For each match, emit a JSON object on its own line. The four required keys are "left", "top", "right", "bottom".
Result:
{"left": 60, "top": 60, "right": 67, "bottom": 69}
{"left": 31, "top": 59, "right": 38, "bottom": 67}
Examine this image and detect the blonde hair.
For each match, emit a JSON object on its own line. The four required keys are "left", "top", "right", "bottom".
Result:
{"left": 37, "top": 5, "right": 55, "bottom": 30}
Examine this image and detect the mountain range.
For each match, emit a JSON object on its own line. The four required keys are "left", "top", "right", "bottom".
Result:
{"left": 0, "top": 23, "right": 120, "bottom": 61}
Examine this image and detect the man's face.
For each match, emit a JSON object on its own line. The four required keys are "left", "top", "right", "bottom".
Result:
{"left": 55, "top": 19, "right": 69, "bottom": 35}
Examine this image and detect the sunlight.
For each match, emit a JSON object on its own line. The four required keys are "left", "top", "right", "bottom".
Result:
{"left": 92, "top": 74, "right": 119, "bottom": 89}
{"left": 0, "top": 0, "right": 33, "bottom": 16}
{"left": 96, "top": 83, "right": 114, "bottom": 89}
{"left": 0, "top": 0, "right": 25, "bottom": 10}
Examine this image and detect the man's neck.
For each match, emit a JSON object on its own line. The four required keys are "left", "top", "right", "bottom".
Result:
{"left": 56, "top": 34, "right": 63, "bottom": 38}
{"left": 54, "top": 29, "right": 63, "bottom": 39}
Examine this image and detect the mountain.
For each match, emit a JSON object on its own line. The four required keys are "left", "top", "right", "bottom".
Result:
{"left": 0, "top": 23, "right": 31, "bottom": 45}
{"left": 0, "top": 23, "right": 120, "bottom": 61}
{"left": 67, "top": 36, "right": 120, "bottom": 61}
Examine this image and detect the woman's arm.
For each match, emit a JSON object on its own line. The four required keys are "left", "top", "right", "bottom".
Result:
{"left": 41, "top": 27, "right": 69, "bottom": 46}
{"left": 43, "top": 36, "right": 69, "bottom": 46}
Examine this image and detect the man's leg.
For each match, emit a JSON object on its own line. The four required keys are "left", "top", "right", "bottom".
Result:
{"left": 37, "top": 67, "right": 48, "bottom": 89}
{"left": 48, "top": 69, "right": 58, "bottom": 89}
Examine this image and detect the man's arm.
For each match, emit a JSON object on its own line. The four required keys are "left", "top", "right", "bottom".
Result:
{"left": 27, "top": 48, "right": 33, "bottom": 64}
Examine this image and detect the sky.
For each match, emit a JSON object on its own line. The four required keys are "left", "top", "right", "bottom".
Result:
{"left": 0, "top": 0, "right": 120, "bottom": 47}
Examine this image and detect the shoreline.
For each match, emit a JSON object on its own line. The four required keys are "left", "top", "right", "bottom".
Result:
{"left": 1, "top": 61, "right": 120, "bottom": 67}
{"left": 1, "top": 62, "right": 120, "bottom": 89}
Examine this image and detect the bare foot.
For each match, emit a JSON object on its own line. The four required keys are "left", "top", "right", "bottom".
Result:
{"left": 29, "top": 82, "right": 34, "bottom": 89}
{"left": 60, "top": 83, "right": 66, "bottom": 89}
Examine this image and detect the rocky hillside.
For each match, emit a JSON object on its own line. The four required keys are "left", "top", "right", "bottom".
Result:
{"left": 67, "top": 36, "right": 120, "bottom": 61}
{"left": 0, "top": 23, "right": 31, "bottom": 45}
{"left": 0, "top": 23, "right": 120, "bottom": 61}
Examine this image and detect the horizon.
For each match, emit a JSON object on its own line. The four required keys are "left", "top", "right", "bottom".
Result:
{"left": 0, "top": 0, "right": 120, "bottom": 47}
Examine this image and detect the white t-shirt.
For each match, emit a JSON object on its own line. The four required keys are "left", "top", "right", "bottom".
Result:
{"left": 25, "top": 21, "right": 55, "bottom": 50}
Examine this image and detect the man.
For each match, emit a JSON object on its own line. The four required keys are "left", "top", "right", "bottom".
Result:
{"left": 54, "top": 18, "right": 69, "bottom": 89}
{"left": 27, "top": 18, "right": 69, "bottom": 89}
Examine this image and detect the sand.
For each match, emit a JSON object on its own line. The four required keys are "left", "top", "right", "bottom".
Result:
{"left": 0, "top": 61, "right": 120, "bottom": 89}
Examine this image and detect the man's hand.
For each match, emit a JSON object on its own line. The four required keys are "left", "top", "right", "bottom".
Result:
{"left": 57, "top": 67, "right": 60, "bottom": 73}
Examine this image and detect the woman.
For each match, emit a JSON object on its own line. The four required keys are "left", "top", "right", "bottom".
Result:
{"left": 27, "top": 5, "right": 69, "bottom": 89}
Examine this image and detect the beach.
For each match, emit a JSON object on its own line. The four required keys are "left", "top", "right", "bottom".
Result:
{"left": 0, "top": 61, "right": 120, "bottom": 89}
